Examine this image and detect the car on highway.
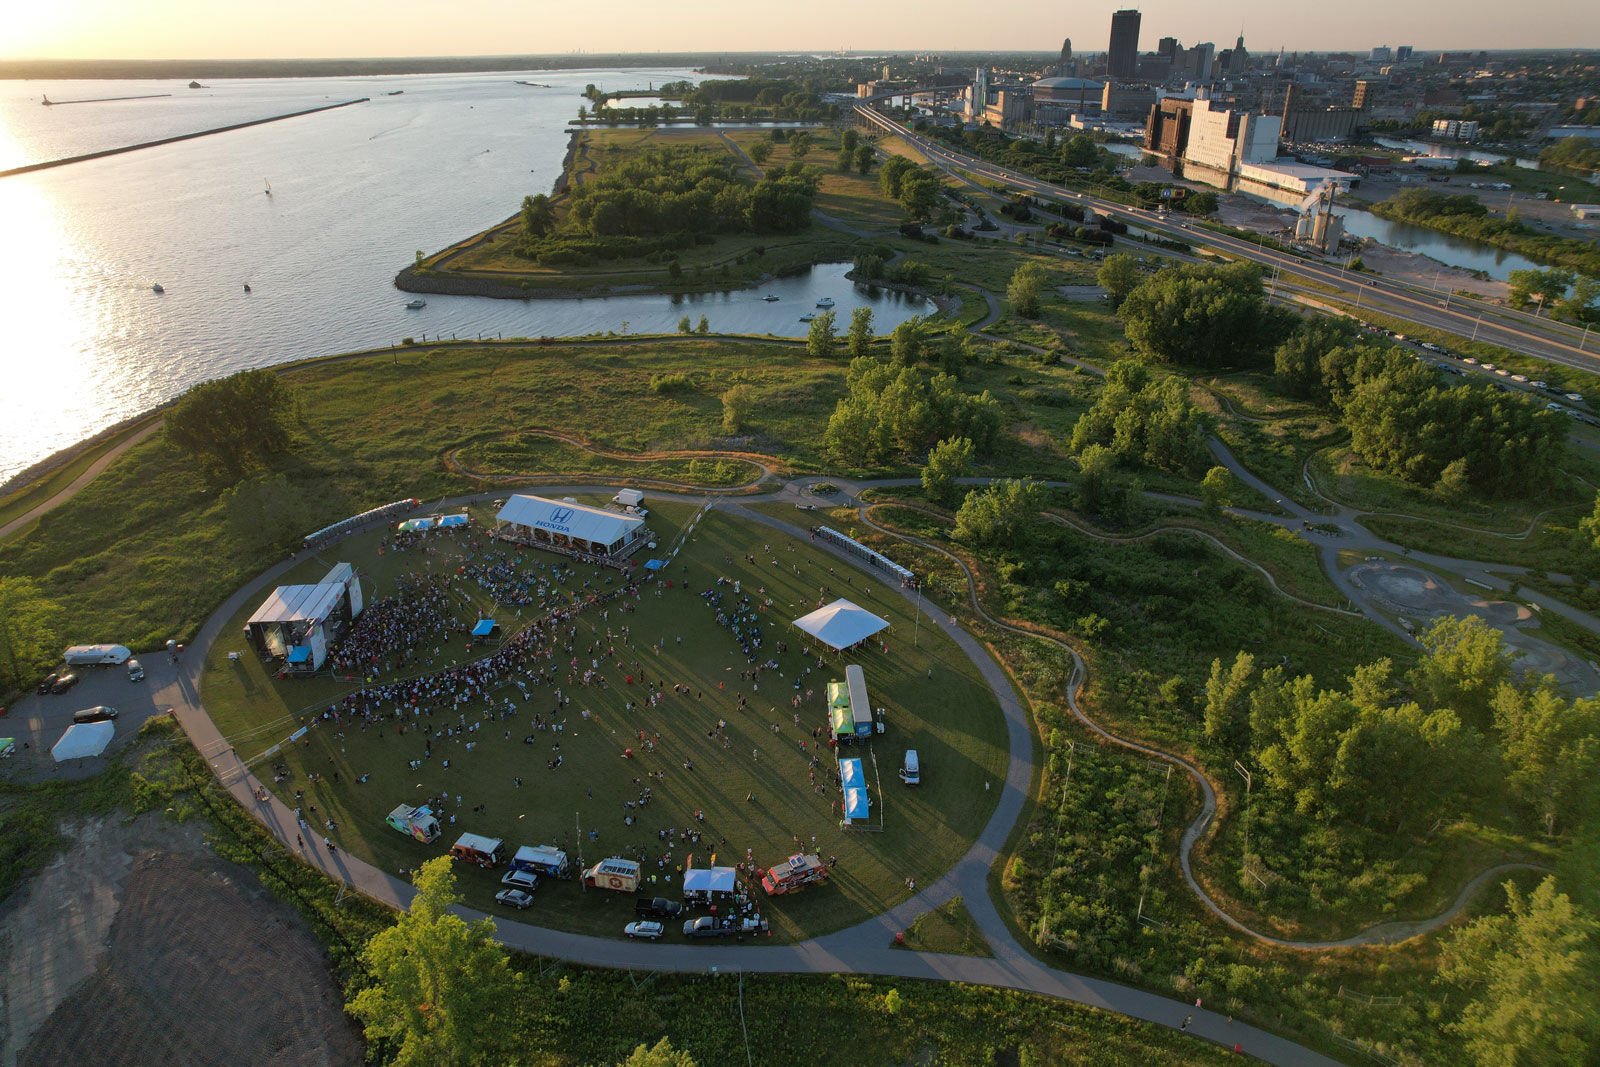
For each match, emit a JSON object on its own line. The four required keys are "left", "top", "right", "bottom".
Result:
{"left": 1462, "top": 357, "right": 1478, "bottom": 364}
{"left": 624, "top": 920, "right": 665, "bottom": 940}
{"left": 38, "top": 670, "right": 79, "bottom": 695}
{"left": 1531, "top": 380, "right": 1548, "bottom": 390}
{"left": 1482, "top": 363, "right": 1497, "bottom": 371}
{"left": 682, "top": 916, "right": 735, "bottom": 939}
{"left": 1566, "top": 393, "right": 1585, "bottom": 403}
{"left": 1495, "top": 368, "right": 1510, "bottom": 376}
{"left": 794, "top": 504, "right": 817, "bottom": 511}
{"left": 494, "top": 888, "right": 534, "bottom": 910}
{"left": 1511, "top": 374, "right": 1528, "bottom": 383}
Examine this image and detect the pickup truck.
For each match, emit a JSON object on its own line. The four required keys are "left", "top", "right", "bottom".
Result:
{"left": 635, "top": 896, "right": 683, "bottom": 919}
{"left": 682, "top": 917, "right": 735, "bottom": 939}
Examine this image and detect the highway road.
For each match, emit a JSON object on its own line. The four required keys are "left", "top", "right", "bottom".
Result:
{"left": 855, "top": 105, "right": 1600, "bottom": 375}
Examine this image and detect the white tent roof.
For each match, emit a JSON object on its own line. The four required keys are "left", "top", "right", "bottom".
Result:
{"left": 791, "top": 599, "right": 889, "bottom": 651}
{"left": 683, "top": 867, "right": 738, "bottom": 894}
{"left": 52, "top": 721, "right": 114, "bottom": 762}
{"left": 247, "top": 582, "right": 346, "bottom": 627}
{"left": 496, "top": 495, "right": 643, "bottom": 546}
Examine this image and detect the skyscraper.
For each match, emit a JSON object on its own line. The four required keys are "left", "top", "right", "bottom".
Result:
{"left": 1109, "top": 9, "right": 1141, "bottom": 80}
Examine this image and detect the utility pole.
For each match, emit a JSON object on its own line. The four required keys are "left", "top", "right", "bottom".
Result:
{"left": 1234, "top": 760, "right": 1253, "bottom": 864}
{"left": 912, "top": 582, "right": 923, "bottom": 647}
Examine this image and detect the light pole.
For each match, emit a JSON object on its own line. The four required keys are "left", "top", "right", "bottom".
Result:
{"left": 1473, "top": 314, "right": 1483, "bottom": 342}
{"left": 1234, "top": 760, "right": 1253, "bottom": 864}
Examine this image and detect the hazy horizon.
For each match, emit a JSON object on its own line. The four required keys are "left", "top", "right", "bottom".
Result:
{"left": 5, "top": 0, "right": 1596, "bottom": 63}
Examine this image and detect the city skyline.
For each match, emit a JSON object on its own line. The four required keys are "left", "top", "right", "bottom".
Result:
{"left": 3, "top": 0, "right": 1597, "bottom": 62}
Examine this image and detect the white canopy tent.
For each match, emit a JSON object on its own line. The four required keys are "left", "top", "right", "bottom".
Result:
{"left": 682, "top": 867, "right": 738, "bottom": 895}
{"left": 791, "top": 599, "right": 889, "bottom": 652}
{"left": 494, "top": 495, "right": 649, "bottom": 559}
{"left": 52, "top": 720, "right": 114, "bottom": 762}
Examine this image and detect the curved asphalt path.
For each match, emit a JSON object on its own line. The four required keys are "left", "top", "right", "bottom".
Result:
{"left": 160, "top": 481, "right": 1336, "bottom": 1066}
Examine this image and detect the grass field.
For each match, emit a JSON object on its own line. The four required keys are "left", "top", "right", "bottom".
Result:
{"left": 199, "top": 500, "right": 1008, "bottom": 941}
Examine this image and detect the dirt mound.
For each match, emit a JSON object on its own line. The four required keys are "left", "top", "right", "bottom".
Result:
{"left": 18, "top": 850, "right": 360, "bottom": 1067}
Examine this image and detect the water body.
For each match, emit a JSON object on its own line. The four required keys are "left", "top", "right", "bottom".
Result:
{"left": 0, "top": 72, "right": 926, "bottom": 485}
{"left": 1372, "top": 136, "right": 1541, "bottom": 171}
{"left": 1334, "top": 205, "right": 1544, "bottom": 280}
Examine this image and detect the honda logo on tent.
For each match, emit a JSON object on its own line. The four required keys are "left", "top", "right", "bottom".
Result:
{"left": 551, "top": 507, "right": 575, "bottom": 525}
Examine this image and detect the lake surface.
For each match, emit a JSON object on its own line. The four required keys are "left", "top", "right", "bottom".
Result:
{"left": 0, "top": 72, "right": 926, "bottom": 485}
{"left": 1333, "top": 204, "right": 1544, "bottom": 280}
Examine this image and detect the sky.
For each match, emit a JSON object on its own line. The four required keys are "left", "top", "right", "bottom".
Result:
{"left": 3, "top": 0, "right": 1597, "bottom": 60}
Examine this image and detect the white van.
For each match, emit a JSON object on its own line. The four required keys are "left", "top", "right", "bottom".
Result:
{"left": 63, "top": 644, "right": 132, "bottom": 667}
{"left": 898, "top": 749, "right": 921, "bottom": 786}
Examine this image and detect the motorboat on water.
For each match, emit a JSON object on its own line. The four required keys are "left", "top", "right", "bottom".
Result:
{"left": 815, "top": 297, "right": 835, "bottom": 308}
{"left": 798, "top": 314, "right": 815, "bottom": 323}
{"left": 151, "top": 283, "right": 165, "bottom": 294}
{"left": 404, "top": 299, "right": 426, "bottom": 309}
{"left": 243, "top": 284, "right": 252, "bottom": 293}
{"left": 762, "top": 294, "right": 780, "bottom": 302}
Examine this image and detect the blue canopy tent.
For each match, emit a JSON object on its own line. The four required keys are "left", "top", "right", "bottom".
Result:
{"left": 643, "top": 559, "right": 666, "bottom": 572}
{"left": 286, "top": 646, "right": 313, "bottom": 666}
{"left": 438, "top": 514, "right": 470, "bottom": 528}
{"left": 840, "top": 757, "right": 871, "bottom": 823}
{"left": 471, "top": 619, "right": 498, "bottom": 638}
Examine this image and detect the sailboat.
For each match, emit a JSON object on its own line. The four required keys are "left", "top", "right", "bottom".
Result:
{"left": 264, "top": 179, "right": 272, "bottom": 197}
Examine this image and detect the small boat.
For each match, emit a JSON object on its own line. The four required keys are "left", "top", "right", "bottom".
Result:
{"left": 762, "top": 294, "right": 780, "bottom": 302}
{"left": 243, "top": 284, "right": 252, "bottom": 293}
{"left": 815, "top": 297, "right": 835, "bottom": 308}
{"left": 404, "top": 299, "right": 426, "bottom": 309}
{"left": 798, "top": 314, "right": 815, "bottom": 323}
{"left": 152, "top": 283, "right": 165, "bottom": 294}
{"left": 264, "top": 179, "right": 272, "bottom": 196}
{"left": 386, "top": 90, "right": 404, "bottom": 96}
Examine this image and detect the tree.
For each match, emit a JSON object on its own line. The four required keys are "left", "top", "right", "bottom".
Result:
{"left": 1439, "top": 877, "right": 1600, "bottom": 1066}
{"left": 1073, "top": 443, "right": 1118, "bottom": 514}
{"left": 1580, "top": 490, "right": 1600, "bottom": 553}
{"left": 1409, "top": 615, "right": 1512, "bottom": 726}
{"left": 1556, "top": 275, "right": 1599, "bottom": 324}
{"left": 347, "top": 858, "right": 523, "bottom": 1067}
{"left": 1204, "top": 652, "right": 1256, "bottom": 750}
{"left": 1434, "top": 457, "right": 1471, "bottom": 504}
{"left": 1007, "top": 262, "right": 1047, "bottom": 319}
{"left": 879, "top": 155, "right": 917, "bottom": 199}
{"left": 897, "top": 172, "right": 941, "bottom": 221}
{"left": 0, "top": 577, "right": 62, "bottom": 695}
{"left": 841, "top": 128, "right": 860, "bottom": 152}
{"left": 847, "top": 307, "right": 874, "bottom": 358}
{"left": 837, "top": 147, "right": 854, "bottom": 172}
{"left": 807, "top": 310, "right": 837, "bottom": 358}
{"left": 677, "top": 315, "right": 693, "bottom": 334}
{"left": 921, "top": 437, "right": 975, "bottom": 507}
{"left": 1507, "top": 267, "right": 1576, "bottom": 311}
{"left": 1095, "top": 253, "right": 1141, "bottom": 310}
{"left": 954, "top": 478, "right": 1044, "bottom": 547}
{"left": 854, "top": 143, "right": 875, "bottom": 175}
{"left": 747, "top": 140, "right": 773, "bottom": 166}
{"left": 1491, "top": 680, "right": 1600, "bottom": 833}
{"left": 519, "top": 194, "right": 554, "bottom": 237}
{"left": 721, "top": 383, "right": 756, "bottom": 433}
{"left": 1069, "top": 360, "right": 1207, "bottom": 474}
{"left": 1119, "top": 262, "right": 1290, "bottom": 369}
{"left": 788, "top": 131, "right": 812, "bottom": 158}
{"left": 1200, "top": 465, "right": 1235, "bottom": 512}
{"left": 1060, "top": 134, "right": 1099, "bottom": 168}
{"left": 164, "top": 368, "right": 296, "bottom": 482}
{"left": 696, "top": 315, "right": 710, "bottom": 335}
{"left": 1272, "top": 317, "right": 1359, "bottom": 401}
{"left": 890, "top": 317, "right": 929, "bottom": 366}
{"left": 619, "top": 1037, "right": 698, "bottom": 1067}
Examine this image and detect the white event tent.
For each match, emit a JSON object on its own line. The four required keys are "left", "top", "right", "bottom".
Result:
{"left": 791, "top": 599, "right": 889, "bottom": 652}
{"left": 52, "top": 720, "right": 114, "bottom": 762}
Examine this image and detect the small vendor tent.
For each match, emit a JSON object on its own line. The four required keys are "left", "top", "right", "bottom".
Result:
{"left": 682, "top": 866, "right": 739, "bottom": 897}
{"left": 826, "top": 681, "right": 853, "bottom": 739}
{"left": 840, "top": 757, "right": 871, "bottom": 823}
{"left": 471, "top": 619, "right": 499, "bottom": 638}
{"left": 791, "top": 599, "right": 889, "bottom": 652}
{"left": 0, "top": 738, "right": 15, "bottom": 760}
{"left": 52, "top": 720, "right": 114, "bottom": 762}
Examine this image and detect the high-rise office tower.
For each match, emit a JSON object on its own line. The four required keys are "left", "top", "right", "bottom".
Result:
{"left": 1109, "top": 9, "right": 1141, "bottom": 79}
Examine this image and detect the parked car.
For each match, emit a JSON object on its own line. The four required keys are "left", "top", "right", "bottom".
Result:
{"left": 38, "top": 670, "right": 79, "bottom": 695}
{"left": 72, "top": 705, "right": 118, "bottom": 724}
{"left": 494, "top": 888, "right": 534, "bottom": 910}
{"left": 624, "top": 921, "right": 664, "bottom": 940}
{"left": 635, "top": 897, "right": 684, "bottom": 919}
{"left": 126, "top": 659, "right": 145, "bottom": 682}
{"left": 682, "top": 916, "right": 734, "bottom": 939}
{"left": 500, "top": 869, "right": 538, "bottom": 892}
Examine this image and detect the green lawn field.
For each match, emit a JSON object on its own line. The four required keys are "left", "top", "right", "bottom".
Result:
{"left": 201, "top": 498, "right": 1007, "bottom": 942}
